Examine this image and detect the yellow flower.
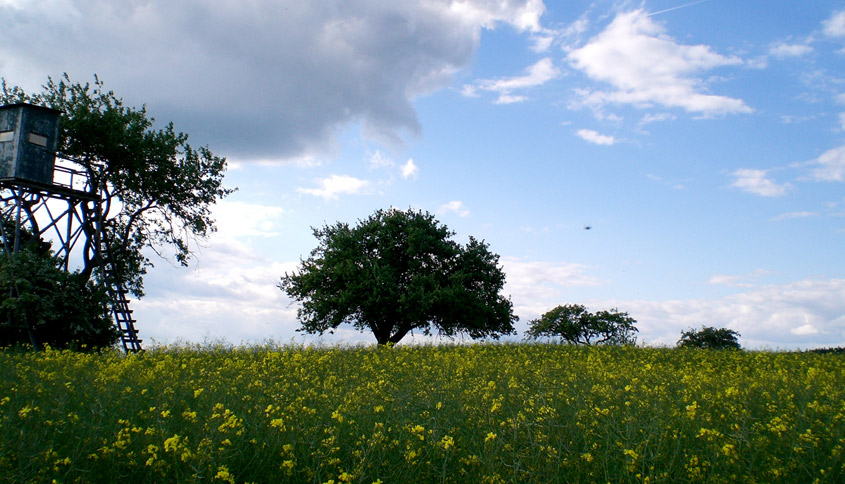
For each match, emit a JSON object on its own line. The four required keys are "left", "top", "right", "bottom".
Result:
{"left": 439, "top": 435, "right": 455, "bottom": 450}
{"left": 215, "top": 465, "right": 235, "bottom": 483}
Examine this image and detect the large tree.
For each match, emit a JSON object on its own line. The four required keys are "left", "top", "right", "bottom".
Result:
{"left": 279, "top": 208, "right": 517, "bottom": 345}
{"left": 525, "top": 304, "right": 638, "bottom": 346}
{"left": 0, "top": 74, "right": 234, "bottom": 295}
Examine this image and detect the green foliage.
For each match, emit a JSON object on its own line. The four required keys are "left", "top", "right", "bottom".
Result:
{"left": 1, "top": 344, "right": 843, "bottom": 483}
{"left": 1, "top": 74, "right": 235, "bottom": 295}
{"left": 525, "top": 304, "right": 638, "bottom": 346}
{"left": 0, "top": 246, "right": 118, "bottom": 350}
{"left": 807, "top": 347, "right": 845, "bottom": 355}
{"left": 678, "top": 325, "right": 742, "bottom": 350}
{"left": 279, "top": 208, "right": 517, "bottom": 344}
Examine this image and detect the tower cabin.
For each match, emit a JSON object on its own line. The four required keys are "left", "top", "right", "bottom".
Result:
{"left": 0, "top": 103, "right": 61, "bottom": 187}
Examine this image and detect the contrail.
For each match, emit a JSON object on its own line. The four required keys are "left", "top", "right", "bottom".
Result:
{"left": 649, "top": 0, "right": 711, "bottom": 16}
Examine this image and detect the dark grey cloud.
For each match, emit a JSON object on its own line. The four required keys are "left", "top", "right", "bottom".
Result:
{"left": 1, "top": 0, "right": 542, "bottom": 161}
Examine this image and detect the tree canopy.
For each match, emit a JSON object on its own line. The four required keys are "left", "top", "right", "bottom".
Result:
{"left": 525, "top": 304, "right": 638, "bottom": 346}
{"left": 677, "top": 326, "right": 741, "bottom": 350}
{"left": 279, "top": 208, "right": 517, "bottom": 345}
{"left": 0, "top": 74, "right": 235, "bottom": 295}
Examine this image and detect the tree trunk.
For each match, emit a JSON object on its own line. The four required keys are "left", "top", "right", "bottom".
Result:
{"left": 388, "top": 325, "right": 411, "bottom": 345}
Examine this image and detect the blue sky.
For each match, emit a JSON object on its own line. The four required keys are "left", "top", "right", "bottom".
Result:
{"left": 2, "top": 0, "right": 844, "bottom": 348}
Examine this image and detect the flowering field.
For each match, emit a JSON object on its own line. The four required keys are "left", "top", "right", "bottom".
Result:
{"left": 1, "top": 343, "right": 843, "bottom": 483}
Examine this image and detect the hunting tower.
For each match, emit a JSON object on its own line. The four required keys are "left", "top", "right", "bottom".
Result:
{"left": 0, "top": 103, "right": 142, "bottom": 352}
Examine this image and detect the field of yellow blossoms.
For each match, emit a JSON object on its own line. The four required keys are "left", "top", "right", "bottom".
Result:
{"left": 1, "top": 343, "right": 843, "bottom": 483}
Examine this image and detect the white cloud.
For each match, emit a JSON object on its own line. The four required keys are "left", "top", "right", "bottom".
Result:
{"left": 0, "top": 0, "right": 546, "bottom": 161}
{"left": 576, "top": 128, "right": 617, "bottom": 145}
{"left": 501, "top": 256, "right": 602, "bottom": 319}
{"left": 401, "top": 158, "right": 419, "bottom": 179}
{"left": 823, "top": 9, "right": 845, "bottom": 37}
{"left": 567, "top": 10, "right": 750, "bottom": 115}
{"left": 530, "top": 34, "right": 554, "bottom": 52}
{"left": 495, "top": 94, "right": 528, "bottom": 105}
{"left": 611, "top": 278, "right": 845, "bottom": 349}
{"left": 640, "top": 112, "right": 676, "bottom": 125}
{"left": 438, "top": 200, "right": 470, "bottom": 217}
{"left": 133, "top": 236, "right": 302, "bottom": 345}
{"left": 840, "top": 113, "right": 845, "bottom": 131}
{"left": 465, "top": 57, "right": 560, "bottom": 104}
{"left": 448, "top": 0, "right": 545, "bottom": 32}
{"left": 730, "top": 168, "right": 792, "bottom": 197}
{"left": 369, "top": 150, "right": 394, "bottom": 170}
{"left": 212, "top": 200, "right": 286, "bottom": 238}
{"left": 791, "top": 323, "right": 819, "bottom": 336}
{"left": 768, "top": 42, "right": 812, "bottom": 58}
{"left": 771, "top": 211, "right": 818, "bottom": 221}
{"left": 297, "top": 174, "right": 371, "bottom": 200}
{"left": 807, "top": 145, "right": 845, "bottom": 182}
{"left": 708, "top": 269, "right": 774, "bottom": 288}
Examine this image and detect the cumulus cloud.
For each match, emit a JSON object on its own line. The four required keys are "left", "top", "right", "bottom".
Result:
{"left": 567, "top": 9, "right": 750, "bottom": 115}
{"left": 616, "top": 278, "right": 845, "bottom": 349}
{"left": 768, "top": 42, "right": 813, "bottom": 58}
{"left": 438, "top": 200, "right": 470, "bottom": 217}
{"left": 134, "top": 237, "right": 302, "bottom": 344}
{"left": 0, "top": 0, "right": 545, "bottom": 161}
{"left": 823, "top": 9, "right": 845, "bottom": 37}
{"left": 501, "top": 256, "right": 602, "bottom": 320}
{"left": 464, "top": 57, "right": 560, "bottom": 104}
{"left": 401, "top": 158, "right": 419, "bottom": 179}
{"left": 212, "top": 200, "right": 286, "bottom": 238}
{"left": 298, "top": 174, "right": 371, "bottom": 200}
{"left": 576, "top": 128, "right": 617, "bottom": 145}
{"left": 807, "top": 145, "right": 845, "bottom": 181}
{"left": 730, "top": 168, "right": 792, "bottom": 197}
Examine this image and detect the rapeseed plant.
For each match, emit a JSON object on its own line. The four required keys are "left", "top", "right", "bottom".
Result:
{"left": 0, "top": 343, "right": 843, "bottom": 482}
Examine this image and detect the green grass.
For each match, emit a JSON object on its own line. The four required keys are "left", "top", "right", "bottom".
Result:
{"left": 1, "top": 343, "right": 843, "bottom": 483}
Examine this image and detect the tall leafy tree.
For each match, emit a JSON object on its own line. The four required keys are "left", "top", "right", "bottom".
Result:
{"left": 1, "top": 74, "right": 235, "bottom": 295}
{"left": 525, "top": 304, "right": 638, "bottom": 346}
{"left": 279, "top": 208, "right": 517, "bottom": 345}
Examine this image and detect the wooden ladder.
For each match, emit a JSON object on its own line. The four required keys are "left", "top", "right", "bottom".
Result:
{"left": 99, "top": 240, "right": 143, "bottom": 352}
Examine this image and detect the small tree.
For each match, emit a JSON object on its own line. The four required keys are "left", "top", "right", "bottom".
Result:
{"left": 279, "top": 208, "right": 517, "bottom": 345}
{"left": 525, "top": 304, "right": 638, "bottom": 346}
{"left": 677, "top": 326, "right": 741, "bottom": 350}
{"left": 0, "top": 246, "right": 118, "bottom": 351}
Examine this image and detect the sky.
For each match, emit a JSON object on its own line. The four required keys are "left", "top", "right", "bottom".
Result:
{"left": 1, "top": 0, "right": 844, "bottom": 349}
